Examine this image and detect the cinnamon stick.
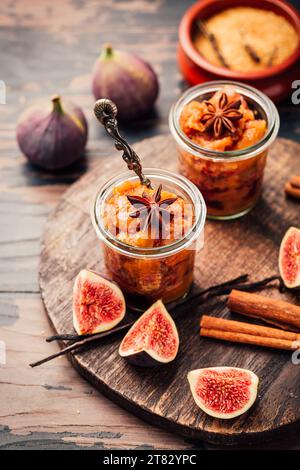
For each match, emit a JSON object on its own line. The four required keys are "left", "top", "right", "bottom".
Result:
{"left": 228, "top": 290, "right": 300, "bottom": 331}
{"left": 200, "top": 315, "right": 300, "bottom": 342}
{"left": 290, "top": 175, "right": 300, "bottom": 189}
{"left": 285, "top": 181, "right": 300, "bottom": 201}
{"left": 200, "top": 327, "right": 299, "bottom": 351}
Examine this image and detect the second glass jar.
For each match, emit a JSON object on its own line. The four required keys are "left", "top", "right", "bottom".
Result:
{"left": 169, "top": 81, "right": 280, "bottom": 219}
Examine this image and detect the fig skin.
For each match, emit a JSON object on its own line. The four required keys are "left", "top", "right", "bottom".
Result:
{"left": 92, "top": 44, "right": 159, "bottom": 121}
{"left": 73, "top": 269, "right": 126, "bottom": 335}
{"left": 279, "top": 226, "right": 300, "bottom": 289}
{"left": 16, "top": 95, "right": 88, "bottom": 171}
{"left": 188, "top": 367, "right": 259, "bottom": 419}
{"left": 119, "top": 300, "right": 179, "bottom": 367}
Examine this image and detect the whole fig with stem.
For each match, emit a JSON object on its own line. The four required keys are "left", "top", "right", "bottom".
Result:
{"left": 92, "top": 44, "right": 159, "bottom": 121}
{"left": 16, "top": 95, "right": 88, "bottom": 170}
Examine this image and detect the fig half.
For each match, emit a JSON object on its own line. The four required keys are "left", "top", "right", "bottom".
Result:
{"left": 279, "top": 226, "right": 300, "bottom": 289}
{"left": 188, "top": 367, "right": 259, "bottom": 419}
{"left": 119, "top": 300, "right": 179, "bottom": 367}
{"left": 73, "top": 269, "right": 126, "bottom": 335}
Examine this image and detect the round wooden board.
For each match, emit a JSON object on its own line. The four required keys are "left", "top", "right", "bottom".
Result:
{"left": 40, "top": 135, "right": 300, "bottom": 446}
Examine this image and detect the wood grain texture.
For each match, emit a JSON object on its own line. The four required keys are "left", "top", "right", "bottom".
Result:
{"left": 40, "top": 135, "right": 300, "bottom": 446}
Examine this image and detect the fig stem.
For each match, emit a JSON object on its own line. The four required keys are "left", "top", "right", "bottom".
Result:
{"left": 52, "top": 95, "right": 64, "bottom": 115}
{"left": 101, "top": 43, "right": 114, "bottom": 59}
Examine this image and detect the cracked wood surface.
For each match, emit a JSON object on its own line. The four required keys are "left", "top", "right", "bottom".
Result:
{"left": 1, "top": 0, "right": 300, "bottom": 450}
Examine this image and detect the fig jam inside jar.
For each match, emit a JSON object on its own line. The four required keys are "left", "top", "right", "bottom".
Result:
{"left": 92, "top": 169, "right": 206, "bottom": 306}
{"left": 169, "top": 81, "right": 280, "bottom": 219}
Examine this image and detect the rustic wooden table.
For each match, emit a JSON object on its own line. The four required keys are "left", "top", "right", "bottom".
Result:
{"left": 1, "top": 0, "right": 300, "bottom": 450}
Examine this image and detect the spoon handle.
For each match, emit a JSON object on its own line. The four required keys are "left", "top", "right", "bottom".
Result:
{"left": 94, "top": 99, "right": 152, "bottom": 188}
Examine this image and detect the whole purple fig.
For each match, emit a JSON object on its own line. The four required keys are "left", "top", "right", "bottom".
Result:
{"left": 92, "top": 45, "right": 159, "bottom": 121}
{"left": 16, "top": 95, "right": 88, "bottom": 170}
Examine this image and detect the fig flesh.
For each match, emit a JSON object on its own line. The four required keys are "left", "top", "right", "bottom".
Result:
{"left": 16, "top": 95, "right": 88, "bottom": 170}
{"left": 279, "top": 226, "right": 300, "bottom": 289}
{"left": 188, "top": 367, "right": 259, "bottom": 419}
{"left": 73, "top": 269, "right": 126, "bottom": 335}
{"left": 92, "top": 44, "right": 159, "bottom": 121}
{"left": 119, "top": 300, "right": 179, "bottom": 366}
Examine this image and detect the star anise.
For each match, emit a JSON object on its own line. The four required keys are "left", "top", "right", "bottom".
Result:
{"left": 127, "top": 184, "right": 177, "bottom": 237}
{"left": 200, "top": 93, "right": 243, "bottom": 138}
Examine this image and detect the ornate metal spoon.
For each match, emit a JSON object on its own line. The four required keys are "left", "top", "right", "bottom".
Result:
{"left": 94, "top": 98, "right": 152, "bottom": 188}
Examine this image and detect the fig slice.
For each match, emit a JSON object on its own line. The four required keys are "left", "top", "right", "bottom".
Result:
{"left": 279, "top": 226, "right": 300, "bottom": 289}
{"left": 119, "top": 300, "right": 179, "bottom": 367}
{"left": 73, "top": 269, "right": 126, "bottom": 335}
{"left": 187, "top": 367, "right": 259, "bottom": 419}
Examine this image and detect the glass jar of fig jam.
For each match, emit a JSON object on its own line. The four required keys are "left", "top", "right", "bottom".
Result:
{"left": 169, "top": 81, "right": 279, "bottom": 219}
{"left": 92, "top": 169, "right": 206, "bottom": 306}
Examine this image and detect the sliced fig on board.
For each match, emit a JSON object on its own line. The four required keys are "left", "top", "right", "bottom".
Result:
{"left": 187, "top": 367, "right": 259, "bottom": 419}
{"left": 73, "top": 269, "right": 126, "bottom": 335}
{"left": 279, "top": 226, "right": 300, "bottom": 289}
{"left": 119, "top": 300, "right": 179, "bottom": 367}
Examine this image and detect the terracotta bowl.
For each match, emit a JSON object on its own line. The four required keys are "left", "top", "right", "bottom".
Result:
{"left": 178, "top": 0, "right": 300, "bottom": 102}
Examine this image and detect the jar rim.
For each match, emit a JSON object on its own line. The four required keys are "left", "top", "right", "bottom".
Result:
{"left": 169, "top": 80, "right": 280, "bottom": 161}
{"left": 92, "top": 168, "right": 207, "bottom": 259}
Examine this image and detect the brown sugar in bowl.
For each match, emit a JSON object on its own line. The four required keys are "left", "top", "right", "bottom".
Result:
{"left": 178, "top": 0, "right": 300, "bottom": 102}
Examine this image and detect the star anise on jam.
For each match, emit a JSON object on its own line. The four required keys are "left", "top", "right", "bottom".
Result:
{"left": 127, "top": 184, "right": 177, "bottom": 237}
{"left": 200, "top": 92, "right": 243, "bottom": 138}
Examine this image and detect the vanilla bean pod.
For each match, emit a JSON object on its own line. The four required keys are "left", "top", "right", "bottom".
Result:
{"left": 205, "top": 275, "right": 280, "bottom": 298}
{"left": 48, "top": 274, "right": 249, "bottom": 341}
{"left": 30, "top": 321, "right": 135, "bottom": 368}
{"left": 46, "top": 332, "right": 95, "bottom": 342}
{"left": 196, "top": 20, "right": 229, "bottom": 68}
{"left": 31, "top": 274, "right": 280, "bottom": 367}
{"left": 168, "top": 273, "right": 249, "bottom": 311}
{"left": 244, "top": 44, "right": 261, "bottom": 63}
{"left": 234, "top": 275, "right": 280, "bottom": 291}
{"left": 171, "top": 275, "right": 280, "bottom": 320}
{"left": 267, "top": 47, "right": 277, "bottom": 66}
